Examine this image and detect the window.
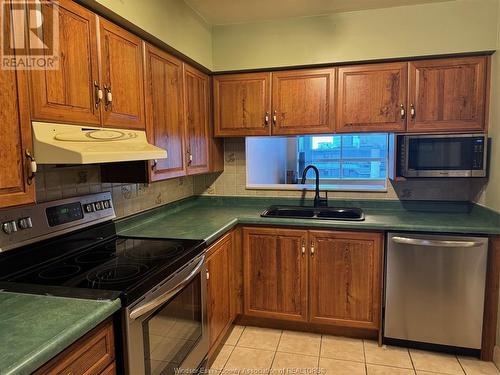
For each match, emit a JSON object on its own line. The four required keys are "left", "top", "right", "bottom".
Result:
{"left": 246, "top": 133, "right": 389, "bottom": 191}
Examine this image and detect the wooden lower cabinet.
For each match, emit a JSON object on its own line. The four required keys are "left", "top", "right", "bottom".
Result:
{"left": 206, "top": 232, "right": 234, "bottom": 349}
{"left": 309, "top": 230, "right": 383, "bottom": 329}
{"left": 243, "top": 227, "right": 308, "bottom": 322}
{"left": 34, "top": 319, "right": 115, "bottom": 375}
{"left": 242, "top": 227, "right": 383, "bottom": 330}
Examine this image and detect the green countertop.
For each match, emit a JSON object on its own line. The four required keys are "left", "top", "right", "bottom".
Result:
{"left": 117, "top": 196, "right": 500, "bottom": 244}
{"left": 0, "top": 292, "right": 121, "bottom": 375}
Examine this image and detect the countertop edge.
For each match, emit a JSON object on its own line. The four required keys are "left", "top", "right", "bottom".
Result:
{"left": 5, "top": 297, "right": 121, "bottom": 375}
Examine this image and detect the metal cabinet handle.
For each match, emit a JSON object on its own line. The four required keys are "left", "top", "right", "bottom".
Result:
{"left": 392, "top": 236, "right": 483, "bottom": 248}
{"left": 264, "top": 112, "right": 270, "bottom": 127}
{"left": 310, "top": 241, "right": 315, "bottom": 256}
{"left": 94, "top": 81, "right": 103, "bottom": 109}
{"left": 206, "top": 268, "right": 210, "bottom": 280}
{"left": 301, "top": 241, "right": 306, "bottom": 256}
{"left": 272, "top": 110, "right": 277, "bottom": 125}
{"left": 410, "top": 104, "right": 415, "bottom": 118}
{"left": 104, "top": 84, "right": 112, "bottom": 108}
{"left": 400, "top": 104, "right": 406, "bottom": 119}
{"left": 151, "top": 159, "right": 158, "bottom": 171}
{"left": 25, "top": 149, "right": 37, "bottom": 185}
{"left": 187, "top": 151, "right": 193, "bottom": 166}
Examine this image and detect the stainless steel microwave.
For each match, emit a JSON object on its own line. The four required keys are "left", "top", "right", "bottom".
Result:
{"left": 396, "top": 134, "right": 488, "bottom": 178}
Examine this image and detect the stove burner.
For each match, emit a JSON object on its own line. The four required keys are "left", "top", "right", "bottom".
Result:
{"left": 75, "top": 251, "right": 114, "bottom": 264}
{"left": 86, "top": 263, "right": 148, "bottom": 285}
{"left": 38, "top": 265, "right": 81, "bottom": 280}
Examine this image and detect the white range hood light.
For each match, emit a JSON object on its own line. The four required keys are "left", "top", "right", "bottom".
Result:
{"left": 32, "top": 122, "right": 167, "bottom": 164}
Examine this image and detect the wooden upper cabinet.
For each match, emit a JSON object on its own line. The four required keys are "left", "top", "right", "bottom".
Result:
{"left": 271, "top": 68, "right": 335, "bottom": 135}
{"left": 99, "top": 19, "right": 145, "bottom": 129}
{"left": 29, "top": 0, "right": 101, "bottom": 125}
{"left": 206, "top": 232, "right": 233, "bottom": 348}
{"left": 308, "top": 231, "right": 382, "bottom": 330}
{"left": 408, "top": 56, "right": 488, "bottom": 132}
{"left": 184, "top": 65, "right": 210, "bottom": 175}
{"left": 213, "top": 73, "right": 271, "bottom": 136}
{"left": 144, "top": 44, "right": 186, "bottom": 181}
{"left": 0, "top": 67, "right": 35, "bottom": 208}
{"left": 336, "top": 62, "right": 408, "bottom": 133}
{"left": 243, "top": 227, "right": 308, "bottom": 322}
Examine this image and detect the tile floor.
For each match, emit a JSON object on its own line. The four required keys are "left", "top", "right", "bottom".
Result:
{"left": 210, "top": 325, "right": 500, "bottom": 375}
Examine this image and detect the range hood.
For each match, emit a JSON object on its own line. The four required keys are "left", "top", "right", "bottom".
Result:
{"left": 32, "top": 122, "right": 167, "bottom": 164}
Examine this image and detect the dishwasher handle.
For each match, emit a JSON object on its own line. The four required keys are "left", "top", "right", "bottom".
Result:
{"left": 391, "top": 236, "right": 484, "bottom": 248}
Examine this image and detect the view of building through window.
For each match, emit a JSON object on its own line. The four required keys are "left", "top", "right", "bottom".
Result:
{"left": 297, "top": 134, "right": 388, "bottom": 181}
{"left": 246, "top": 134, "right": 389, "bottom": 191}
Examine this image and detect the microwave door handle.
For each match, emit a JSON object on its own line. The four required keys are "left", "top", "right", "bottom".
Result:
{"left": 129, "top": 255, "right": 205, "bottom": 321}
{"left": 392, "top": 236, "right": 483, "bottom": 248}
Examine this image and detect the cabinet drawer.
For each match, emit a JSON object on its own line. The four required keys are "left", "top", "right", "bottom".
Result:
{"left": 34, "top": 320, "right": 115, "bottom": 375}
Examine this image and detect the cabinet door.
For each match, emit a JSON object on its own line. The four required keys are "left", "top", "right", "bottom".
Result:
{"left": 336, "top": 63, "right": 407, "bottom": 133}
{"left": 309, "top": 231, "right": 382, "bottom": 330}
{"left": 184, "top": 65, "right": 210, "bottom": 175}
{"left": 271, "top": 68, "right": 335, "bottom": 135}
{"left": 206, "top": 233, "right": 233, "bottom": 348}
{"left": 145, "top": 44, "right": 186, "bottom": 181}
{"left": 243, "top": 227, "right": 308, "bottom": 321}
{"left": 100, "top": 18, "right": 145, "bottom": 129}
{"left": 28, "top": 0, "right": 101, "bottom": 125}
{"left": 0, "top": 68, "right": 35, "bottom": 208}
{"left": 408, "top": 57, "right": 488, "bottom": 132}
{"left": 213, "top": 73, "right": 271, "bottom": 136}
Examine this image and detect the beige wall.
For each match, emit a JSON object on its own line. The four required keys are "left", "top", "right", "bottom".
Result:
{"left": 95, "top": 0, "right": 213, "bottom": 69}
{"left": 485, "top": 3, "right": 500, "bottom": 213}
{"left": 212, "top": 0, "right": 498, "bottom": 71}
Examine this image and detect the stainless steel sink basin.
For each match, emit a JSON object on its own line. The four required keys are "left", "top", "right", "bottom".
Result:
{"left": 261, "top": 205, "right": 365, "bottom": 221}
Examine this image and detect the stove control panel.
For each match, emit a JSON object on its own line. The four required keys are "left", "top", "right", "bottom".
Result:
{"left": 0, "top": 192, "right": 115, "bottom": 252}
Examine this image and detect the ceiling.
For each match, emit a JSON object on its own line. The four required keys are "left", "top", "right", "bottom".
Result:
{"left": 185, "top": 0, "right": 454, "bottom": 25}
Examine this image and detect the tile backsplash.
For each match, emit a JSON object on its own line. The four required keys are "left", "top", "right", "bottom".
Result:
{"left": 35, "top": 137, "right": 488, "bottom": 218}
{"left": 193, "top": 138, "right": 487, "bottom": 202}
{"left": 36, "top": 165, "right": 194, "bottom": 218}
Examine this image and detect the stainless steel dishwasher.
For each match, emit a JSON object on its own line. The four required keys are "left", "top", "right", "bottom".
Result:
{"left": 384, "top": 232, "right": 488, "bottom": 350}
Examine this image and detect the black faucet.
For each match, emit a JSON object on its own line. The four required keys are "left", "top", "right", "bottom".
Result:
{"left": 300, "top": 165, "right": 328, "bottom": 208}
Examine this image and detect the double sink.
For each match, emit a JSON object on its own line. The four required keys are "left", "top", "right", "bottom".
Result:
{"left": 261, "top": 205, "right": 365, "bottom": 221}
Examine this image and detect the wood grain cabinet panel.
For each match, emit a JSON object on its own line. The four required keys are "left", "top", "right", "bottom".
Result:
{"left": 144, "top": 44, "right": 186, "bottom": 181}
{"left": 206, "top": 232, "right": 233, "bottom": 348}
{"left": 28, "top": 0, "right": 101, "bottom": 125}
{"left": 34, "top": 320, "right": 115, "bottom": 375}
{"left": 408, "top": 57, "right": 488, "bottom": 132}
{"left": 213, "top": 73, "right": 271, "bottom": 136}
{"left": 184, "top": 65, "right": 210, "bottom": 175}
{"left": 336, "top": 63, "right": 408, "bottom": 133}
{"left": 243, "top": 227, "right": 308, "bottom": 322}
{"left": 100, "top": 19, "right": 145, "bottom": 129}
{"left": 0, "top": 52, "right": 35, "bottom": 208}
{"left": 308, "top": 231, "right": 383, "bottom": 329}
{"left": 271, "top": 68, "right": 335, "bottom": 135}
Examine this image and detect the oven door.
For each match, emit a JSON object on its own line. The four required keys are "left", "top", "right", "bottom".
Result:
{"left": 125, "top": 255, "right": 208, "bottom": 375}
{"left": 404, "top": 134, "right": 485, "bottom": 177}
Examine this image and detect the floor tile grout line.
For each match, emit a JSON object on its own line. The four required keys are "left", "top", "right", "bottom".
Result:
{"left": 220, "top": 326, "right": 245, "bottom": 373}
{"left": 318, "top": 334, "right": 323, "bottom": 369}
{"left": 269, "top": 330, "right": 284, "bottom": 374}
{"left": 362, "top": 339, "right": 367, "bottom": 375}
{"left": 456, "top": 355, "right": 467, "bottom": 375}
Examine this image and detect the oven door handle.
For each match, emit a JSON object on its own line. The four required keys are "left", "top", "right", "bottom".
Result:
{"left": 129, "top": 255, "right": 205, "bottom": 321}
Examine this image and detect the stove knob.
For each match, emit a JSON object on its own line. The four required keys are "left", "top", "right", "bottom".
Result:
{"left": 95, "top": 202, "right": 102, "bottom": 211}
{"left": 18, "top": 217, "right": 33, "bottom": 230}
{"left": 2, "top": 221, "right": 18, "bottom": 234}
{"left": 102, "top": 200, "right": 111, "bottom": 209}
